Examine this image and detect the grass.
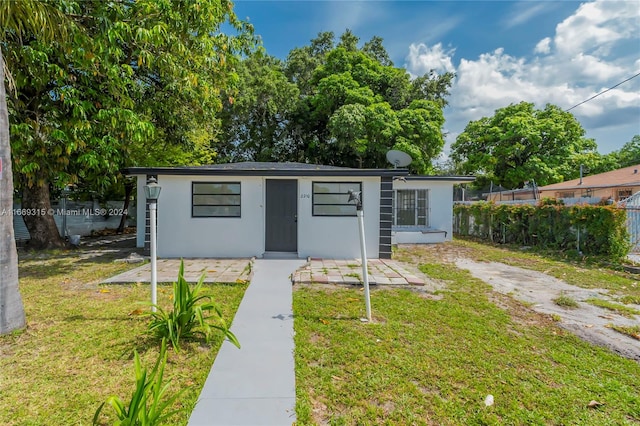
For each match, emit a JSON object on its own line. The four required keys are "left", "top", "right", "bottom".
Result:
{"left": 0, "top": 248, "right": 247, "bottom": 426}
{"left": 396, "top": 237, "right": 640, "bottom": 302}
{"left": 619, "top": 295, "right": 640, "bottom": 305}
{"left": 553, "top": 293, "right": 580, "bottom": 309}
{"left": 6, "top": 237, "right": 640, "bottom": 424}
{"left": 295, "top": 241, "right": 640, "bottom": 425}
{"left": 610, "top": 324, "right": 640, "bottom": 340}
{"left": 586, "top": 298, "right": 640, "bottom": 318}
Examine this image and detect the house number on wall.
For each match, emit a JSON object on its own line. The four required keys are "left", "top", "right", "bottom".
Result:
{"left": 300, "top": 193, "right": 311, "bottom": 199}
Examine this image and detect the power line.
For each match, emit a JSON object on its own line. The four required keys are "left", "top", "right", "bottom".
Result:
{"left": 565, "top": 71, "right": 640, "bottom": 112}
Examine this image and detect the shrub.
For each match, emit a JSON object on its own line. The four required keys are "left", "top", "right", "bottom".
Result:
{"left": 93, "top": 339, "right": 184, "bottom": 426}
{"left": 454, "top": 202, "right": 630, "bottom": 260}
{"left": 147, "top": 260, "right": 240, "bottom": 352}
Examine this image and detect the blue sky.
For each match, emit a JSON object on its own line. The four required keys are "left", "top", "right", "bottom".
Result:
{"left": 232, "top": 0, "right": 640, "bottom": 158}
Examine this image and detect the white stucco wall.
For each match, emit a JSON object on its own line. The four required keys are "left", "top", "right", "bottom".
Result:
{"left": 391, "top": 180, "right": 455, "bottom": 244}
{"left": 297, "top": 177, "right": 381, "bottom": 259}
{"left": 155, "top": 175, "right": 264, "bottom": 258}
{"left": 135, "top": 174, "right": 382, "bottom": 259}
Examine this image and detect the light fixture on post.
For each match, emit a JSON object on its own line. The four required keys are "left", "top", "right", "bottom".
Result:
{"left": 348, "top": 189, "right": 372, "bottom": 322}
{"left": 144, "top": 177, "right": 161, "bottom": 312}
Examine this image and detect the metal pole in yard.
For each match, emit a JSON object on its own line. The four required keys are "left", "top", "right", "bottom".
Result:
{"left": 144, "top": 177, "right": 161, "bottom": 313}
{"left": 349, "top": 189, "right": 372, "bottom": 322}
{"left": 150, "top": 201, "right": 157, "bottom": 312}
{"left": 357, "top": 209, "right": 372, "bottom": 322}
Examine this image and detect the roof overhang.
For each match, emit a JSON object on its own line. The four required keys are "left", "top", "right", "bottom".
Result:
{"left": 400, "top": 175, "right": 476, "bottom": 183}
{"left": 123, "top": 165, "right": 408, "bottom": 178}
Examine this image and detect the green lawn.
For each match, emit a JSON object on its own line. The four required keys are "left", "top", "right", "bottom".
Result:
{"left": 294, "top": 241, "right": 640, "bottom": 425}
{"left": 4, "top": 239, "right": 640, "bottom": 425}
{"left": 0, "top": 250, "right": 247, "bottom": 426}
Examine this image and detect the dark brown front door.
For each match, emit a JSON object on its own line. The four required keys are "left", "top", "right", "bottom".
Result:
{"left": 265, "top": 179, "right": 297, "bottom": 252}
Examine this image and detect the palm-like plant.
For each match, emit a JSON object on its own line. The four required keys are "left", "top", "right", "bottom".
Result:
{"left": 0, "top": 1, "right": 71, "bottom": 334}
{"left": 93, "top": 339, "right": 186, "bottom": 426}
{"left": 147, "top": 260, "right": 240, "bottom": 352}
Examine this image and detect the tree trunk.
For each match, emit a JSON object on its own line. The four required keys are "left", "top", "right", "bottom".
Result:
{"left": 21, "top": 173, "right": 65, "bottom": 249}
{"left": 0, "top": 47, "right": 26, "bottom": 334}
{"left": 116, "top": 179, "right": 134, "bottom": 233}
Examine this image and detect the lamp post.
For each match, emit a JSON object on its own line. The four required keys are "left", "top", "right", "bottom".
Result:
{"left": 144, "top": 177, "right": 161, "bottom": 312}
{"left": 348, "top": 189, "right": 372, "bottom": 322}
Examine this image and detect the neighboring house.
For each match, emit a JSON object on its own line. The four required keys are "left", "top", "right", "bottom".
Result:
{"left": 538, "top": 164, "right": 640, "bottom": 202}
{"left": 124, "top": 162, "right": 473, "bottom": 259}
{"left": 484, "top": 164, "right": 640, "bottom": 204}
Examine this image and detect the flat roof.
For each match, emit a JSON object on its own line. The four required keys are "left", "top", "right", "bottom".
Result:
{"left": 123, "top": 162, "right": 408, "bottom": 177}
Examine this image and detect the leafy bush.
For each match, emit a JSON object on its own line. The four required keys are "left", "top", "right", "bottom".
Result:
{"left": 147, "top": 260, "right": 240, "bottom": 352}
{"left": 454, "top": 201, "right": 630, "bottom": 260}
{"left": 93, "top": 339, "right": 184, "bottom": 426}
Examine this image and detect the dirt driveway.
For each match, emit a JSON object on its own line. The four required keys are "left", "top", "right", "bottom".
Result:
{"left": 456, "top": 259, "right": 640, "bottom": 361}
{"left": 397, "top": 243, "right": 640, "bottom": 362}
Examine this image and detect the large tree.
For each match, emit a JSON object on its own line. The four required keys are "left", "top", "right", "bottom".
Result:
{"left": 218, "top": 51, "right": 299, "bottom": 162}
{"left": 0, "top": 0, "right": 72, "bottom": 334}
{"left": 272, "top": 32, "right": 451, "bottom": 172}
{"left": 5, "top": 0, "right": 253, "bottom": 248}
{"left": 611, "top": 135, "right": 640, "bottom": 169}
{"left": 292, "top": 36, "right": 451, "bottom": 172}
{"left": 451, "top": 102, "right": 598, "bottom": 189}
{"left": 0, "top": 47, "right": 25, "bottom": 335}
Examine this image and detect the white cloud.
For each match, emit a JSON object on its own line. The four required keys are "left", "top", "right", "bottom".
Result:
{"left": 503, "top": 2, "right": 556, "bottom": 29}
{"left": 534, "top": 37, "right": 552, "bottom": 54}
{"left": 404, "top": 0, "right": 640, "bottom": 155}
{"left": 554, "top": 0, "right": 638, "bottom": 57}
{"left": 405, "top": 43, "right": 456, "bottom": 77}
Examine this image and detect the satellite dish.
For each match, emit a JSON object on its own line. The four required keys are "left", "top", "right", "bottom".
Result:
{"left": 386, "top": 150, "right": 412, "bottom": 168}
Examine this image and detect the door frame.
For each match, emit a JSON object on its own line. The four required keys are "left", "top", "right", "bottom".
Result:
{"left": 264, "top": 179, "right": 298, "bottom": 252}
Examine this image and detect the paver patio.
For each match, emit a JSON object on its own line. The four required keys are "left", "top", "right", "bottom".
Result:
{"left": 102, "top": 256, "right": 429, "bottom": 287}
{"left": 102, "top": 258, "right": 253, "bottom": 284}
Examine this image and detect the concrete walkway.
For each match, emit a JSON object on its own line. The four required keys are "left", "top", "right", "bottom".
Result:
{"left": 188, "top": 259, "right": 305, "bottom": 426}
{"left": 99, "top": 255, "right": 430, "bottom": 424}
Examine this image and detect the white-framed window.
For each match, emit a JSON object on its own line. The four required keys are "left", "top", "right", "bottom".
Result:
{"left": 312, "top": 181, "right": 361, "bottom": 216}
{"left": 192, "top": 182, "right": 241, "bottom": 217}
{"left": 393, "top": 189, "right": 429, "bottom": 227}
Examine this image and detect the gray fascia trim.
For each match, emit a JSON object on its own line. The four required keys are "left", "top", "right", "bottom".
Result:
{"left": 123, "top": 167, "right": 408, "bottom": 178}
{"left": 401, "top": 175, "right": 476, "bottom": 183}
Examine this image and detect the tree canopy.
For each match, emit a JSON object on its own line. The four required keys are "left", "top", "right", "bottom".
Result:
{"left": 4, "top": 0, "right": 255, "bottom": 247}
{"left": 221, "top": 31, "right": 454, "bottom": 173}
{"left": 609, "top": 135, "right": 640, "bottom": 169}
{"left": 450, "top": 102, "right": 599, "bottom": 189}
{"left": 217, "top": 51, "right": 299, "bottom": 162}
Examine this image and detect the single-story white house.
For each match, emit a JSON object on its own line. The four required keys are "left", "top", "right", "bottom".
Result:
{"left": 124, "top": 162, "right": 474, "bottom": 259}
